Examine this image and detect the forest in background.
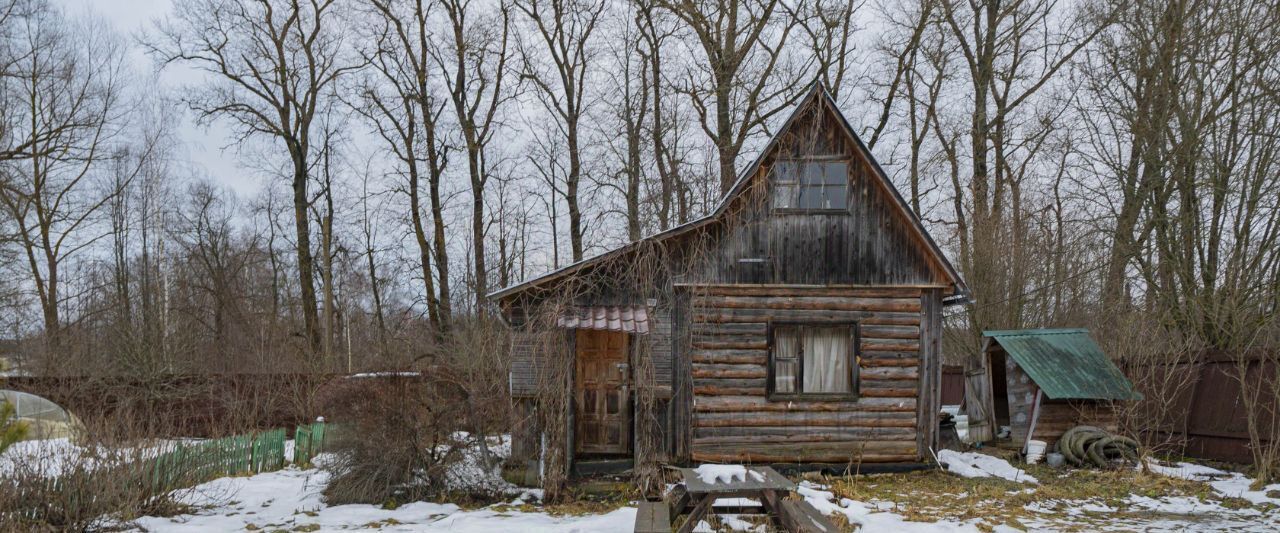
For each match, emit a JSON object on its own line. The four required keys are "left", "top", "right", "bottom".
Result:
{"left": 0, "top": 0, "right": 1277, "bottom": 379}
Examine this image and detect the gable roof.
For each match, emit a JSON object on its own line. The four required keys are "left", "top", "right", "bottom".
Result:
{"left": 984, "top": 328, "right": 1143, "bottom": 401}
{"left": 490, "top": 83, "right": 968, "bottom": 301}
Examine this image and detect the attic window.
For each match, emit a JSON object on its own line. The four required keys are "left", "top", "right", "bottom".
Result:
{"left": 771, "top": 159, "right": 848, "bottom": 211}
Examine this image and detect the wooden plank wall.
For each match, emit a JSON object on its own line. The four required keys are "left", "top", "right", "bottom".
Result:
{"left": 686, "top": 284, "right": 929, "bottom": 463}
{"left": 1004, "top": 355, "right": 1118, "bottom": 447}
{"left": 917, "top": 289, "right": 943, "bottom": 456}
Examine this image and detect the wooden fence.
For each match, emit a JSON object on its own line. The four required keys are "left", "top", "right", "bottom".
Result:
{"left": 1122, "top": 352, "right": 1276, "bottom": 464}
{"left": 5, "top": 422, "right": 326, "bottom": 523}
{"left": 942, "top": 353, "right": 1277, "bottom": 464}
{"left": 1, "top": 374, "right": 336, "bottom": 437}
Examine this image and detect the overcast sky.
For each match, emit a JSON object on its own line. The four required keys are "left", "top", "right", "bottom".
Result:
{"left": 57, "top": 0, "right": 259, "bottom": 195}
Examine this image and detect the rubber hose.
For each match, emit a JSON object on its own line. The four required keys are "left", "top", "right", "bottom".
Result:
{"left": 1057, "top": 426, "right": 1105, "bottom": 465}
{"left": 1071, "top": 432, "right": 1107, "bottom": 465}
{"left": 1086, "top": 437, "right": 1116, "bottom": 467}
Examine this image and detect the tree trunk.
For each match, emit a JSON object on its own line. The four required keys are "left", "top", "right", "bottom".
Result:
{"left": 291, "top": 154, "right": 322, "bottom": 356}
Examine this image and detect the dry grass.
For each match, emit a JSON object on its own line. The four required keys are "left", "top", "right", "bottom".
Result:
{"left": 823, "top": 464, "right": 1250, "bottom": 532}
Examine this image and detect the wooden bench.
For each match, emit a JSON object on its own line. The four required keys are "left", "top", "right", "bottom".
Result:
{"left": 777, "top": 499, "right": 839, "bottom": 533}
{"left": 634, "top": 501, "right": 672, "bottom": 533}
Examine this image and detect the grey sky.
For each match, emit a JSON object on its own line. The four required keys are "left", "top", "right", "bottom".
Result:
{"left": 58, "top": 0, "right": 259, "bottom": 195}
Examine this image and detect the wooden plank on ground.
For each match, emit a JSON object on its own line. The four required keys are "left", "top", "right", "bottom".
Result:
{"left": 777, "top": 499, "right": 839, "bottom": 533}
{"left": 634, "top": 501, "right": 671, "bottom": 533}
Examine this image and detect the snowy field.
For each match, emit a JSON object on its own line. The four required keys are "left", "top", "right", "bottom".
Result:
{"left": 5, "top": 438, "right": 1280, "bottom": 532}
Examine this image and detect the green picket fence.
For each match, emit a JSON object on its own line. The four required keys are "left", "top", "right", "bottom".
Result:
{"left": 293, "top": 421, "right": 326, "bottom": 466}
{"left": 149, "top": 426, "right": 294, "bottom": 493}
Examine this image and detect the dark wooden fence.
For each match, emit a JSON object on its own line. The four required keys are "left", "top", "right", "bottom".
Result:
{"left": 1124, "top": 352, "right": 1276, "bottom": 464}
{"left": 1, "top": 374, "right": 336, "bottom": 437}
{"left": 941, "top": 353, "right": 1277, "bottom": 464}
{"left": 941, "top": 365, "right": 965, "bottom": 405}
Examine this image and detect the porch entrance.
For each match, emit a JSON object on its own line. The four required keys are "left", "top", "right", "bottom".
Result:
{"left": 574, "top": 329, "right": 631, "bottom": 455}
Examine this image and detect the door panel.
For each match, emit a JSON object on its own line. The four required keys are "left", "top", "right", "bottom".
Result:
{"left": 575, "top": 330, "right": 631, "bottom": 455}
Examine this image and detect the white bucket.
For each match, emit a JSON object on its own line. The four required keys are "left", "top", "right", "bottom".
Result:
{"left": 954, "top": 415, "right": 971, "bottom": 443}
{"left": 1025, "top": 440, "right": 1047, "bottom": 464}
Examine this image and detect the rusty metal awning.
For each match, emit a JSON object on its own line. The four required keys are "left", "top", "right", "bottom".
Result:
{"left": 557, "top": 305, "right": 649, "bottom": 334}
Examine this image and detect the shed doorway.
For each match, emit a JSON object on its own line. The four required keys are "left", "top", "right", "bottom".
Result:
{"left": 988, "top": 349, "right": 1011, "bottom": 431}
{"left": 574, "top": 329, "right": 631, "bottom": 455}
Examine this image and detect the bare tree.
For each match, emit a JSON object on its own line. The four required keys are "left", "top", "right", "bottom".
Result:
{"left": 0, "top": 4, "right": 128, "bottom": 354}
{"left": 176, "top": 182, "right": 253, "bottom": 371}
{"left": 147, "top": 0, "right": 365, "bottom": 356}
{"left": 360, "top": 0, "right": 454, "bottom": 332}
{"left": 656, "top": 0, "right": 809, "bottom": 193}
{"left": 634, "top": 0, "right": 689, "bottom": 228}
{"left": 515, "top": 0, "right": 605, "bottom": 262}
{"left": 432, "top": 0, "right": 514, "bottom": 313}
{"left": 935, "top": 0, "right": 1108, "bottom": 352}
{"left": 799, "top": 0, "right": 862, "bottom": 105}
{"left": 597, "top": 14, "right": 649, "bottom": 241}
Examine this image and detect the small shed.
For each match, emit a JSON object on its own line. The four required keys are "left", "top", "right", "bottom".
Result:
{"left": 969, "top": 329, "right": 1141, "bottom": 450}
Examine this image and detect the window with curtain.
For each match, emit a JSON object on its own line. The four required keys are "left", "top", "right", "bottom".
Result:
{"left": 771, "top": 159, "right": 849, "bottom": 211}
{"left": 769, "top": 324, "right": 857, "bottom": 398}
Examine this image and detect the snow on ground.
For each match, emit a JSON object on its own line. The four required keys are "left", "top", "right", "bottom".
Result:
{"left": 1021, "top": 493, "right": 1278, "bottom": 532}
{"left": 0, "top": 438, "right": 80, "bottom": 476}
{"left": 0, "top": 437, "right": 178, "bottom": 478}
{"left": 800, "top": 478, "right": 1280, "bottom": 533}
{"left": 131, "top": 463, "right": 634, "bottom": 532}
{"left": 937, "top": 449, "right": 1039, "bottom": 484}
{"left": 10, "top": 435, "right": 1279, "bottom": 532}
{"left": 441, "top": 433, "right": 515, "bottom": 494}
{"left": 799, "top": 482, "right": 988, "bottom": 532}
{"left": 122, "top": 459, "right": 1280, "bottom": 532}
{"left": 1146, "top": 459, "right": 1280, "bottom": 506}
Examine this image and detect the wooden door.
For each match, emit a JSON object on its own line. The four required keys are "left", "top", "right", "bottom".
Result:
{"left": 575, "top": 330, "right": 631, "bottom": 455}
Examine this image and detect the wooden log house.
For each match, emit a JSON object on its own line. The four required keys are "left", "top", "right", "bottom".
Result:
{"left": 492, "top": 85, "right": 969, "bottom": 476}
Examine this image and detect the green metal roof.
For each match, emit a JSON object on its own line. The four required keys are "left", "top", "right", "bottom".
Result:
{"left": 983, "top": 328, "right": 1142, "bottom": 401}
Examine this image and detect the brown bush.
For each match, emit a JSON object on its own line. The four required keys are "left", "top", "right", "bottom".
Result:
{"left": 0, "top": 413, "right": 198, "bottom": 532}
{"left": 316, "top": 373, "right": 489, "bottom": 505}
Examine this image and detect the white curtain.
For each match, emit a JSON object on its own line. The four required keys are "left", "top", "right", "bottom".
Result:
{"left": 774, "top": 327, "right": 799, "bottom": 393}
{"left": 803, "top": 327, "right": 851, "bottom": 393}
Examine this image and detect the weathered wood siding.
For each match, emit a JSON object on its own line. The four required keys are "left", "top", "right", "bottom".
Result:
{"left": 510, "top": 332, "right": 540, "bottom": 399}
{"left": 1004, "top": 355, "right": 1118, "bottom": 447}
{"left": 693, "top": 97, "right": 950, "bottom": 288}
{"left": 687, "top": 285, "right": 926, "bottom": 463}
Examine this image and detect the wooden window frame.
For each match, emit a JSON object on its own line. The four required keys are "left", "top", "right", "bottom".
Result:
{"left": 770, "top": 156, "right": 851, "bottom": 215}
{"left": 766, "top": 321, "right": 860, "bottom": 401}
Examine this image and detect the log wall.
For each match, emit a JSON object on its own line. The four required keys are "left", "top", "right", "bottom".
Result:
{"left": 686, "top": 284, "right": 933, "bottom": 463}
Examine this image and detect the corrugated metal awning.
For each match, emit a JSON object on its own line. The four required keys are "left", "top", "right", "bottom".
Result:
{"left": 984, "top": 328, "right": 1142, "bottom": 401}
{"left": 557, "top": 305, "right": 649, "bottom": 334}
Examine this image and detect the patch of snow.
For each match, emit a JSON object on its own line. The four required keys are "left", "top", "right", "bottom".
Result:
{"left": 693, "top": 464, "right": 763, "bottom": 485}
{"left": 441, "top": 433, "right": 516, "bottom": 494}
{"left": 1146, "top": 460, "right": 1280, "bottom": 506}
{"left": 346, "top": 371, "right": 422, "bottom": 378}
{"left": 712, "top": 497, "right": 760, "bottom": 507}
{"left": 719, "top": 514, "right": 765, "bottom": 532}
{"left": 797, "top": 482, "right": 986, "bottom": 532}
{"left": 130, "top": 464, "right": 634, "bottom": 532}
{"left": 0, "top": 438, "right": 178, "bottom": 478}
{"left": 937, "top": 449, "right": 1039, "bottom": 484}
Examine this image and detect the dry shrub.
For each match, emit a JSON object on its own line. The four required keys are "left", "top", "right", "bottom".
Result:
{"left": 316, "top": 373, "right": 485, "bottom": 505}
{"left": 0, "top": 414, "right": 197, "bottom": 532}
